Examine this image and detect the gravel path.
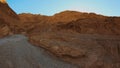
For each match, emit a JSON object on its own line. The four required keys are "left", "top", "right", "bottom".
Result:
{"left": 0, "top": 35, "right": 78, "bottom": 68}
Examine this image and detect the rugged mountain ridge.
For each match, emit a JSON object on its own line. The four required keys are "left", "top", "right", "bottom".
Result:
{"left": 18, "top": 11, "right": 120, "bottom": 35}
{"left": 0, "top": 1, "right": 120, "bottom": 68}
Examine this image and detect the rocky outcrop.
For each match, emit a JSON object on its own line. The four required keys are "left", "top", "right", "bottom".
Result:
{"left": 0, "top": 0, "right": 120, "bottom": 68}
{"left": 55, "top": 17, "right": 120, "bottom": 35}
{"left": 0, "top": 18, "right": 11, "bottom": 38}
{"left": 0, "top": 1, "right": 22, "bottom": 37}
{"left": 18, "top": 11, "right": 120, "bottom": 35}
{"left": 18, "top": 10, "right": 120, "bottom": 68}
{"left": 29, "top": 32, "right": 120, "bottom": 68}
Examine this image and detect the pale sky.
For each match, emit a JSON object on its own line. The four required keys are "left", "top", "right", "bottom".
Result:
{"left": 7, "top": 0, "right": 120, "bottom": 16}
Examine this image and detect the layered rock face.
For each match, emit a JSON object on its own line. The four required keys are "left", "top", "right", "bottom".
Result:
{"left": 18, "top": 11, "right": 120, "bottom": 35}
{"left": 0, "top": 1, "right": 120, "bottom": 68}
{"left": 19, "top": 12, "right": 120, "bottom": 68}
{"left": 0, "top": 19, "right": 10, "bottom": 38}
{"left": 0, "top": 1, "right": 22, "bottom": 38}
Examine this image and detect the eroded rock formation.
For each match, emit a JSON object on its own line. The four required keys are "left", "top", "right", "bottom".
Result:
{"left": 0, "top": 1, "right": 22, "bottom": 37}
{"left": 19, "top": 10, "right": 120, "bottom": 68}
{"left": 0, "top": 1, "right": 120, "bottom": 68}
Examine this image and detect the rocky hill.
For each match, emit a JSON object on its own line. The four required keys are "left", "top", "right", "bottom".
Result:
{"left": 18, "top": 11, "right": 120, "bottom": 68}
{"left": 0, "top": 1, "right": 120, "bottom": 68}
{"left": 18, "top": 11, "right": 120, "bottom": 35}
{"left": 0, "top": 0, "right": 22, "bottom": 38}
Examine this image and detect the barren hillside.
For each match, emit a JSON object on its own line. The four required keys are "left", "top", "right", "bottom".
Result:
{"left": 0, "top": 1, "right": 120, "bottom": 68}
{"left": 18, "top": 10, "right": 120, "bottom": 68}
{"left": 0, "top": 1, "right": 23, "bottom": 37}
{"left": 18, "top": 11, "right": 120, "bottom": 35}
